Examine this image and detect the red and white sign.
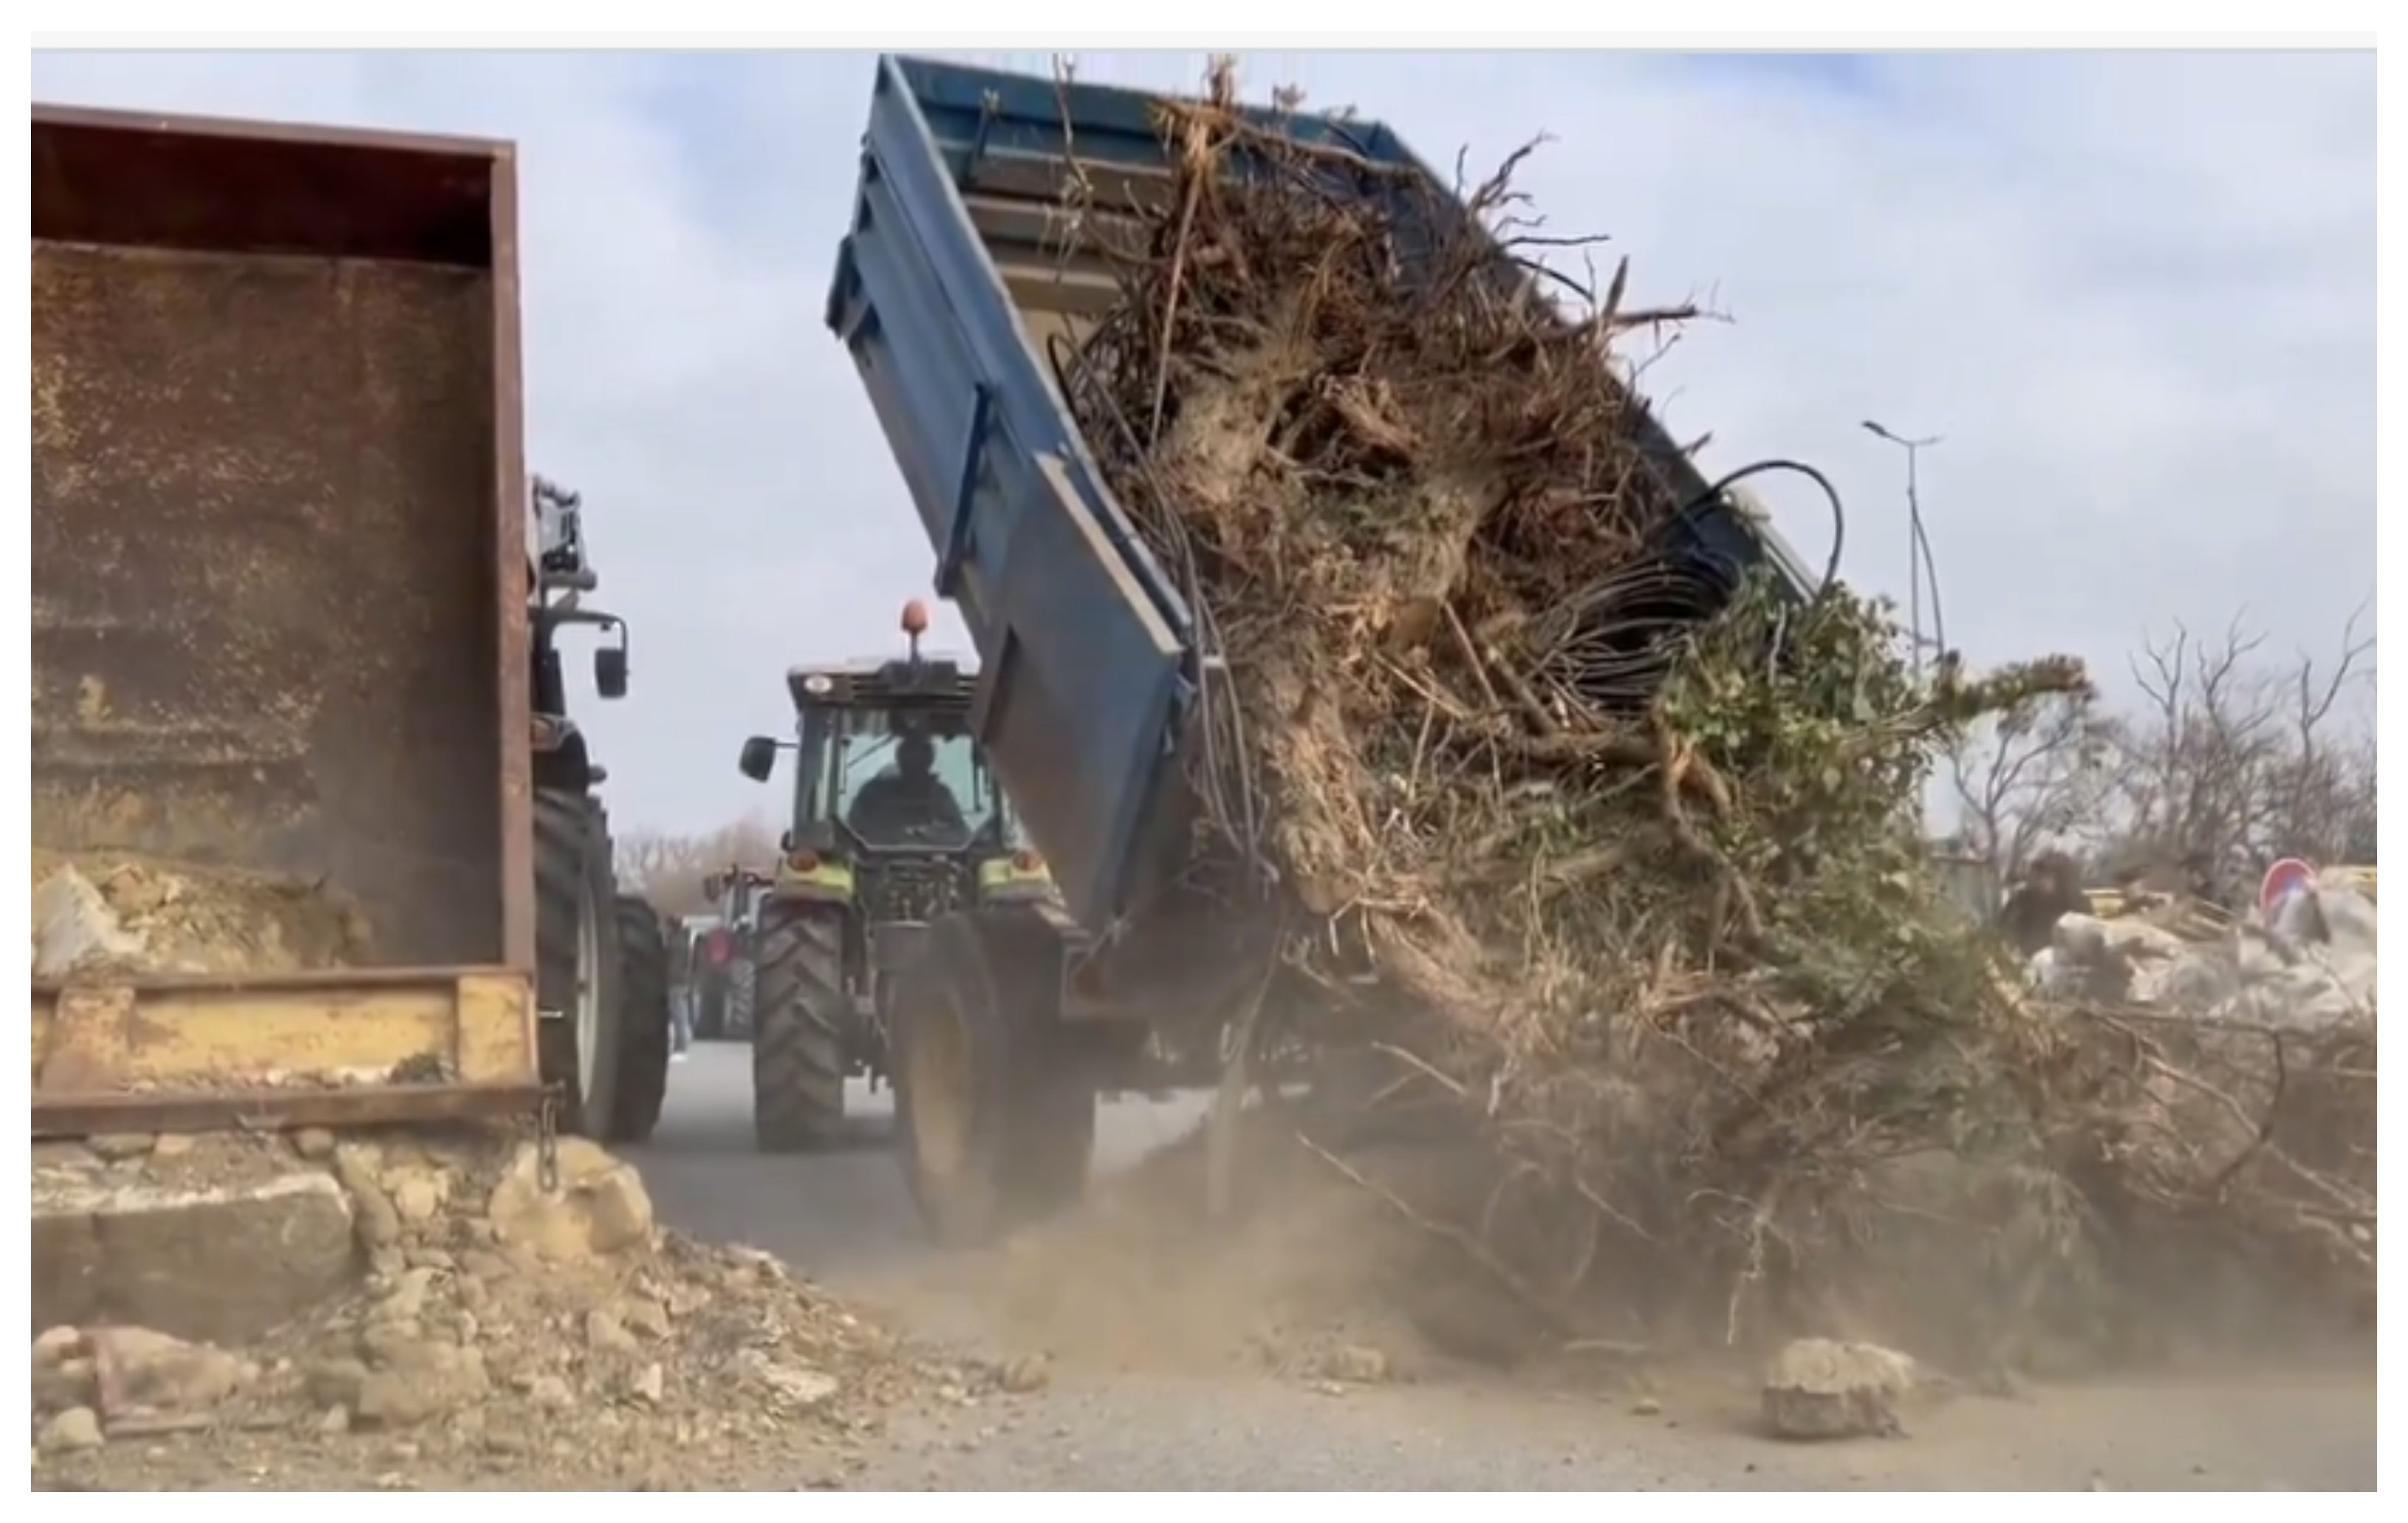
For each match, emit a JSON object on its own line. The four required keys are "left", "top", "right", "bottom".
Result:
{"left": 2258, "top": 857, "right": 2317, "bottom": 918}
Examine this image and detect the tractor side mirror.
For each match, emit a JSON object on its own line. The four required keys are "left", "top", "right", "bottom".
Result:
{"left": 593, "top": 644, "right": 629, "bottom": 701}
{"left": 702, "top": 872, "right": 726, "bottom": 901}
{"left": 737, "top": 735, "right": 778, "bottom": 783}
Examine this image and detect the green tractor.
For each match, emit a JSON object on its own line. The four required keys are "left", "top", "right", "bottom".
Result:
{"left": 736, "top": 600, "right": 1054, "bottom": 1153}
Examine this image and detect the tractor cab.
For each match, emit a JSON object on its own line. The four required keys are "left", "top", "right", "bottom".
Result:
{"left": 738, "top": 600, "right": 1045, "bottom": 918}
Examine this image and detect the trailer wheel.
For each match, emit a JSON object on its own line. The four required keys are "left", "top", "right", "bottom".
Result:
{"left": 534, "top": 790, "right": 624, "bottom": 1137}
{"left": 890, "top": 910, "right": 1094, "bottom": 1247}
{"left": 609, "top": 893, "right": 671, "bottom": 1143}
{"left": 752, "top": 901, "right": 851, "bottom": 1152}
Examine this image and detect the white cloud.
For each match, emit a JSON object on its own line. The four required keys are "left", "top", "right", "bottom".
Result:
{"left": 30, "top": 48, "right": 2374, "bottom": 834}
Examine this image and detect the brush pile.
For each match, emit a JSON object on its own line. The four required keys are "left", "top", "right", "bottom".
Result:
{"left": 1045, "top": 63, "right": 2373, "bottom": 1361}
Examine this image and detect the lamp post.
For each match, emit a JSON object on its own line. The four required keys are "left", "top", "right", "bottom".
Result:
{"left": 1861, "top": 420, "right": 1946, "bottom": 678}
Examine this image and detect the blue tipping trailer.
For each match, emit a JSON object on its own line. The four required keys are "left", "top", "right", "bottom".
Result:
{"left": 823, "top": 55, "right": 1816, "bottom": 1242}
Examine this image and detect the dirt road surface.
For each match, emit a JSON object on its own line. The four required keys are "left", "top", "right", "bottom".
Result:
{"left": 625, "top": 1044, "right": 2376, "bottom": 1492}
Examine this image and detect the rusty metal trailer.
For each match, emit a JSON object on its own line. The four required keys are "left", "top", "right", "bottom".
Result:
{"left": 30, "top": 105, "right": 545, "bottom": 1136}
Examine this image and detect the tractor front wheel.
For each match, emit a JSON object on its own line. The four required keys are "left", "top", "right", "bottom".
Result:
{"left": 752, "top": 902, "right": 851, "bottom": 1152}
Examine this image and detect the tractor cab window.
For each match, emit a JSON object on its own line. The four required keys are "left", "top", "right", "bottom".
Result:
{"left": 830, "top": 717, "right": 1007, "bottom": 847}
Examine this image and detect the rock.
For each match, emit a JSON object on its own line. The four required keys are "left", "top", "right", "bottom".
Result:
{"left": 353, "top": 1343, "right": 487, "bottom": 1427}
{"left": 148, "top": 1134, "right": 196, "bottom": 1161}
{"left": 484, "top": 1139, "right": 654, "bottom": 1262}
{"left": 87, "top": 1325, "right": 248, "bottom": 1414}
{"left": 1631, "top": 1395, "right": 1663, "bottom": 1416}
{"left": 526, "top": 1374, "right": 574, "bottom": 1409}
{"left": 319, "top": 1404, "right": 351, "bottom": 1435}
{"left": 387, "top": 1169, "right": 446, "bottom": 1226}
{"left": 586, "top": 1308, "right": 638, "bottom": 1353}
{"left": 741, "top": 1350, "right": 840, "bottom": 1409}
{"left": 629, "top": 1361, "right": 665, "bottom": 1404}
{"left": 369, "top": 1268, "right": 437, "bottom": 1325}
{"left": 292, "top": 1128, "right": 339, "bottom": 1160}
{"left": 306, "top": 1358, "right": 370, "bottom": 1407}
{"left": 997, "top": 1353, "right": 1052, "bottom": 1393}
{"left": 40, "top": 1406, "right": 104, "bottom": 1454}
{"left": 32, "top": 1325, "right": 83, "bottom": 1361}
{"left": 2052, "top": 914, "right": 2111, "bottom": 965}
{"left": 32, "top": 1169, "right": 357, "bottom": 1347}
{"left": 331, "top": 1140, "right": 382, "bottom": 1181}
{"left": 88, "top": 1134, "right": 155, "bottom": 1161}
{"left": 32, "top": 1325, "right": 94, "bottom": 1412}
{"left": 1761, "top": 1338, "right": 1917, "bottom": 1440}
{"left": 32, "top": 865, "right": 145, "bottom": 978}
{"left": 1312, "top": 1344, "right": 1391, "bottom": 1384}
{"left": 357, "top": 1322, "right": 434, "bottom": 1369}
{"left": 621, "top": 1297, "right": 673, "bottom": 1340}
{"left": 32, "top": 1354, "right": 97, "bottom": 1414}
{"left": 2319, "top": 886, "right": 2377, "bottom": 956}
{"left": 333, "top": 1146, "right": 404, "bottom": 1249}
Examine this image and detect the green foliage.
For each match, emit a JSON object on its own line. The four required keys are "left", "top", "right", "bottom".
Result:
{"left": 1662, "top": 572, "right": 2083, "bottom": 1101}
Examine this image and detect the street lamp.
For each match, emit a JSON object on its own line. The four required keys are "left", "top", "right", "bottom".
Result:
{"left": 1861, "top": 420, "right": 1947, "bottom": 677}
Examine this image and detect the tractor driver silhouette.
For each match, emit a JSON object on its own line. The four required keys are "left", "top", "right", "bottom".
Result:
{"left": 845, "top": 731, "right": 968, "bottom": 843}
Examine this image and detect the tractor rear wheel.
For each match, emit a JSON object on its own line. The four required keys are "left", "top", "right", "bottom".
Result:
{"left": 752, "top": 902, "right": 851, "bottom": 1152}
{"left": 534, "top": 789, "right": 624, "bottom": 1138}
{"left": 890, "top": 909, "right": 1094, "bottom": 1247}
{"left": 609, "top": 893, "right": 671, "bottom": 1142}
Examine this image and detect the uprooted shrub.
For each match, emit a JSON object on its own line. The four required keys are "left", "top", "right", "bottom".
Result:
{"left": 1039, "top": 62, "right": 2371, "bottom": 1364}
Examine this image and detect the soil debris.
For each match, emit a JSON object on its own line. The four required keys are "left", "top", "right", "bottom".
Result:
{"left": 31, "top": 849, "right": 373, "bottom": 977}
{"left": 29, "top": 1127, "right": 1002, "bottom": 1491}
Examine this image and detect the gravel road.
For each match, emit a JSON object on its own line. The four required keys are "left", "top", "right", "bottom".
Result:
{"left": 625, "top": 1044, "right": 2376, "bottom": 1492}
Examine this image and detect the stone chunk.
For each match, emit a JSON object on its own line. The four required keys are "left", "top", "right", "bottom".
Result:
{"left": 1761, "top": 1337, "right": 1918, "bottom": 1440}
{"left": 32, "top": 1169, "right": 357, "bottom": 1345}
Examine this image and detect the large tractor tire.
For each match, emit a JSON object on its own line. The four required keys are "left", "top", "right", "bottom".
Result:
{"left": 751, "top": 902, "right": 851, "bottom": 1153}
{"left": 609, "top": 893, "right": 672, "bottom": 1143}
{"left": 534, "top": 789, "right": 626, "bottom": 1138}
{"left": 724, "top": 954, "right": 756, "bottom": 1040}
{"left": 890, "top": 909, "right": 1095, "bottom": 1246}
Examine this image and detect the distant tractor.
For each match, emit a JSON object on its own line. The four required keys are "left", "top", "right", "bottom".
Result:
{"left": 736, "top": 600, "right": 1055, "bottom": 1153}
{"left": 688, "top": 868, "right": 773, "bottom": 1041}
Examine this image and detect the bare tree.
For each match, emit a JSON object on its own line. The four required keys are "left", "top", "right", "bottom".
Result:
{"left": 616, "top": 815, "right": 781, "bottom": 916}
{"left": 1947, "top": 690, "right": 2111, "bottom": 884}
{"left": 2094, "top": 608, "right": 2375, "bottom": 902}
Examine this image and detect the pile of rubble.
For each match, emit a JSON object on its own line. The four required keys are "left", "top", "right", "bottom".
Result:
{"left": 2028, "top": 872, "right": 2376, "bottom": 1029}
{"left": 30, "top": 1128, "right": 990, "bottom": 1491}
{"left": 2018, "top": 871, "right": 2378, "bottom": 1319}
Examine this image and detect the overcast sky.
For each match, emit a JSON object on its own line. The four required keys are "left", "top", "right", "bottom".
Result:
{"left": 31, "top": 49, "right": 2376, "bottom": 836}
